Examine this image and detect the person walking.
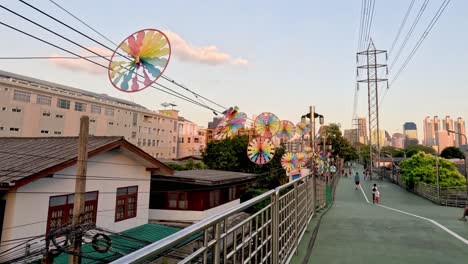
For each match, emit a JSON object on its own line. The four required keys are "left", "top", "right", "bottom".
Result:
{"left": 374, "top": 189, "right": 380, "bottom": 204}
{"left": 459, "top": 206, "right": 468, "bottom": 221}
{"left": 354, "top": 172, "right": 360, "bottom": 190}
{"left": 372, "top": 183, "right": 378, "bottom": 203}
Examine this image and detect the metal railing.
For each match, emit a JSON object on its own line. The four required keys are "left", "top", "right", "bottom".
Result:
{"left": 111, "top": 173, "right": 331, "bottom": 264}
{"left": 414, "top": 182, "right": 467, "bottom": 207}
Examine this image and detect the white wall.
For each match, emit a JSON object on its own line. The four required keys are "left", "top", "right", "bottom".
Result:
{"left": 149, "top": 199, "right": 240, "bottom": 223}
{"left": 1, "top": 149, "right": 151, "bottom": 252}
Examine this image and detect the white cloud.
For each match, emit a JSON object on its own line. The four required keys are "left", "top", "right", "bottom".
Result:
{"left": 49, "top": 47, "right": 112, "bottom": 75}
{"left": 163, "top": 30, "right": 248, "bottom": 66}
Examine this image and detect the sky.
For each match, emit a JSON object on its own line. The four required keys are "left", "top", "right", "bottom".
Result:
{"left": 1, "top": 0, "right": 467, "bottom": 141}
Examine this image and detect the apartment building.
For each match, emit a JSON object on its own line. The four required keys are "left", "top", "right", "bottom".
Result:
{"left": 177, "top": 117, "right": 206, "bottom": 158}
{"left": 0, "top": 70, "right": 179, "bottom": 159}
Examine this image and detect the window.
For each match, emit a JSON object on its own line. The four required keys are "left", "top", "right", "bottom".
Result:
{"left": 54, "top": 131, "right": 62, "bottom": 135}
{"left": 195, "top": 138, "right": 200, "bottom": 143}
{"left": 105, "top": 108, "right": 114, "bottom": 116}
{"left": 173, "top": 121, "right": 177, "bottom": 131}
{"left": 36, "top": 94, "right": 52, "bottom": 105}
{"left": 56, "top": 114, "right": 63, "bottom": 118}
{"left": 137, "top": 138, "right": 141, "bottom": 146}
{"left": 41, "top": 130, "right": 49, "bottom": 134}
{"left": 172, "top": 147, "right": 176, "bottom": 154}
{"left": 167, "top": 192, "right": 188, "bottom": 209}
{"left": 131, "top": 131, "right": 136, "bottom": 139}
{"left": 91, "top": 105, "right": 101, "bottom": 114}
{"left": 152, "top": 140, "right": 155, "bottom": 147}
{"left": 209, "top": 190, "right": 221, "bottom": 208}
{"left": 47, "top": 191, "right": 98, "bottom": 232}
{"left": 132, "top": 113, "right": 138, "bottom": 126}
{"left": 9, "top": 127, "right": 20, "bottom": 132}
{"left": 228, "top": 187, "right": 237, "bottom": 201}
{"left": 115, "top": 186, "right": 138, "bottom": 221}
{"left": 43, "top": 112, "right": 51, "bottom": 117}
{"left": 74, "top": 102, "right": 87, "bottom": 112}
{"left": 108, "top": 122, "right": 114, "bottom": 126}
{"left": 1, "top": 107, "right": 6, "bottom": 111}
{"left": 57, "top": 99, "right": 70, "bottom": 109}
{"left": 90, "top": 119, "right": 96, "bottom": 123}
{"left": 13, "top": 90, "right": 31, "bottom": 102}
{"left": 12, "top": 108, "right": 22, "bottom": 113}
{"left": 188, "top": 138, "right": 191, "bottom": 143}
{"left": 156, "top": 140, "right": 159, "bottom": 146}
{"left": 143, "top": 139, "right": 146, "bottom": 146}
{"left": 0, "top": 126, "right": 4, "bottom": 131}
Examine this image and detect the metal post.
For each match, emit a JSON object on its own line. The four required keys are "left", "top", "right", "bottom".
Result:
{"left": 70, "top": 116, "right": 89, "bottom": 264}
{"left": 213, "top": 222, "right": 221, "bottom": 264}
{"left": 271, "top": 191, "right": 279, "bottom": 264}
{"left": 310, "top": 106, "right": 316, "bottom": 212}
{"left": 436, "top": 154, "right": 440, "bottom": 199}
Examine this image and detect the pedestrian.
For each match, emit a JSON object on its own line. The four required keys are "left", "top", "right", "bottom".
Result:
{"left": 372, "top": 183, "right": 378, "bottom": 203}
{"left": 375, "top": 189, "right": 380, "bottom": 204}
{"left": 349, "top": 168, "right": 352, "bottom": 176}
{"left": 459, "top": 206, "right": 468, "bottom": 221}
{"left": 354, "top": 172, "right": 360, "bottom": 190}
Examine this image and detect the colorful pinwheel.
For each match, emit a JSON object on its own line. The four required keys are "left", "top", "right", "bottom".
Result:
{"left": 276, "top": 120, "right": 296, "bottom": 140}
{"left": 281, "top": 152, "right": 297, "bottom": 171}
{"left": 254, "top": 112, "right": 280, "bottom": 138}
{"left": 296, "top": 152, "right": 309, "bottom": 168}
{"left": 296, "top": 121, "right": 311, "bottom": 136}
{"left": 108, "top": 29, "right": 171, "bottom": 93}
{"left": 214, "top": 111, "right": 247, "bottom": 140}
{"left": 247, "top": 137, "right": 276, "bottom": 164}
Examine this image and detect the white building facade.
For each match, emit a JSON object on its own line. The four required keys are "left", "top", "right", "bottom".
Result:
{"left": 0, "top": 70, "right": 179, "bottom": 159}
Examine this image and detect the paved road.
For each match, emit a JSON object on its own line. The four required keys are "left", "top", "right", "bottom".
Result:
{"left": 300, "top": 164, "right": 468, "bottom": 264}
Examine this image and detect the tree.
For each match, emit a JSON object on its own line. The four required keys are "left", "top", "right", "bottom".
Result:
{"left": 400, "top": 151, "right": 466, "bottom": 189}
{"left": 381, "top": 146, "right": 405, "bottom": 157}
{"left": 321, "top": 124, "right": 358, "bottom": 161}
{"left": 405, "top": 144, "right": 435, "bottom": 158}
{"left": 440, "top": 146, "right": 465, "bottom": 159}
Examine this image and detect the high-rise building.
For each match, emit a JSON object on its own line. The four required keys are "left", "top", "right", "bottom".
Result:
{"left": 403, "top": 122, "right": 418, "bottom": 147}
{"left": 0, "top": 70, "right": 182, "bottom": 159}
{"left": 392, "top": 133, "right": 405, "bottom": 149}
{"left": 434, "top": 116, "right": 441, "bottom": 146}
{"left": 371, "top": 129, "right": 386, "bottom": 147}
{"left": 423, "top": 116, "right": 435, "bottom": 146}
{"left": 454, "top": 117, "right": 466, "bottom": 147}
{"left": 343, "top": 129, "right": 355, "bottom": 144}
{"left": 437, "top": 130, "right": 453, "bottom": 153}
{"left": 357, "top": 117, "right": 367, "bottom": 144}
{"left": 442, "top": 116, "right": 454, "bottom": 148}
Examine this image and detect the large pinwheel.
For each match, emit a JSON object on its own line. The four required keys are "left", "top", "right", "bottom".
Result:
{"left": 296, "top": 152, "right": 309, "bottom": 168}
{"left": 247, "top": 137, "right": 276, "bottom": 164}
{"left": 276, "top": 120, "right": 296, "bottom": 141}
{"left": 254, "top": 112, "right": 280, "bottom": 138}
{"left": 296, "top": 121, "right": 311, "bottom": 136}
{"left": 214, "top": 108, "right": 247, "bottom": 140}
{"left": 108, "top": 29, "right": 171, "bottom": 93}
{"left": 281, "top": 152, "right": 297, "bottom": 171}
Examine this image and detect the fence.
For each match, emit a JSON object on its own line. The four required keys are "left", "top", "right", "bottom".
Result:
{"left": 379, "top": 168, "right": 467, "bottom": 208}
{"left": 111, "top": 172, "right": 337, "bottom": 264}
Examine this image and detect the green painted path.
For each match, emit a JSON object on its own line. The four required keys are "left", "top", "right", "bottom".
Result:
{"left": 293, "top": 165, "right": 468, "bottom": 264}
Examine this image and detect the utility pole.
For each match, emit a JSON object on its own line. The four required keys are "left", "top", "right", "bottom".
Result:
{"left": 310, "top": 106, "right": 316, "bottom": 212}
{"left": 357, "top": 40, "right": 388, "bottom": 179}
{"left": 70, "top": 116, "right": 89, "bottom": 264}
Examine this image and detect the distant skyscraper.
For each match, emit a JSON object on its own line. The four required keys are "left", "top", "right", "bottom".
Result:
{"left": 392, "top": 133, "right": 405, "bottom": 149}
{"left": 403, "top": 122, "right": 418, "bottom": 148}
{"left": 371, "top": 129, "right": 386, "bottom": 147}
{"left": 343, "top": 129, "right": 355, "bottom": 144}
{"left": 434, "top": 116, "right": 441, "bottom": 146}
{"left": 423, "top": 116, "right": 435, "bottom": 146}
{"left": 437, "top": 130, "right": 453, "bottom": 153}
{"left": 358, "top": 117, "right": 367, "bottom": 144}
{"left": 454, "top": 117, "right": 466, "bottom": 147}
{"left": 442, "top": 116, "right": 454, "bottom": 147}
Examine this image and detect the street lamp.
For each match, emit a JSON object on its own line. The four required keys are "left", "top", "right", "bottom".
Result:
{"left": 446, "top": 129, "right": 468, "bottom": 201}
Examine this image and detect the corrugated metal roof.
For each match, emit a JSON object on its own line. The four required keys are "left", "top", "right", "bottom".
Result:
{"left": 0, "top": 136, "right": 122, "bottom": 186}
{"left": 51, "top": 224, "right": 194, "bottom": 264}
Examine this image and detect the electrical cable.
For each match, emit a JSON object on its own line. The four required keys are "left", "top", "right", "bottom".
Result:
{"left": 389, "top": 0, "right": 416, "bottom": 55}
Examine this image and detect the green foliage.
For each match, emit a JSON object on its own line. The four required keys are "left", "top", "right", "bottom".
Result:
{"left": 323, "top": 124, "right": 358, "bottom": 161}
{"left": 240, "top": 188, "right": 270, "bottom": 214}
{"left": 400, "top": 152, "right": 466, "bottom": 189}
{"left": 440, "top": 146, "right": 465, "bottom": 159}
{"left": 381, "top": 146, "right": 405, "bottom": 157}
{"left": 405, "top": 145, "right": 435, "bottom": 158}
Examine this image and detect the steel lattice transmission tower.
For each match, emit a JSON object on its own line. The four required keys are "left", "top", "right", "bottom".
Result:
{"left": 357, "top": 40, "right": 388, "bottom": 177}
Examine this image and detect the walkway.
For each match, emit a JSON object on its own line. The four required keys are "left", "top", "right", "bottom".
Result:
{"left": 293, "top": 165, "right": 468, "bottom": 264}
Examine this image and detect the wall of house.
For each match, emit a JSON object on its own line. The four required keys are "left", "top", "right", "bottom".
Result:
{"left": 0, "top": 149, "right": 151, "bottom": 253}
{"left": 148, "top": 199, "right": 240, "bottom": 223}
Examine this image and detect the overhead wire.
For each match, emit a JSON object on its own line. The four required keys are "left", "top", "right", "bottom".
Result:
{"left": 389, "top": 0, "right": 416, "bottom": 55}
{"left": 19, "top": 0, "right": 228, "bottom": 112}
{"left": 389, "top": 0, "right": 429, "bottom": 71}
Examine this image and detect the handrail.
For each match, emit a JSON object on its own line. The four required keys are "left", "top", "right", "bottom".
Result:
{"left": 112, "top": 172, "right": 316, "bottom": 264}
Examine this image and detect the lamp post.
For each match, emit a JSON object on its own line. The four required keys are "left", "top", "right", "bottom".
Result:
{"left": 446, "top": 129, "right": 468, "bottom": 201}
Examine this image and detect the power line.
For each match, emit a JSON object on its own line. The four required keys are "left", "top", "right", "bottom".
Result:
{"left": 390, "top": 0, "right": 451, "bottom": 86}
{"left": 19, "top": 0, "right": 227, "bottom": 112}
{"left": 364, "top": 0, "right": 376, "bottom": 47}
{"left": 0, "top": 55, "right": 114, "bottom": 60}
{"left": 389, "top": 0, "right": 429, "bottom": 70}
{"left": 0, "top": 21, "right": 222, "bottom": 114}
{"left": 357, "top": 0, "right": 366, "bottom": 51}
{"left": 389, "top": 0, "right": 416, "bottom": 55}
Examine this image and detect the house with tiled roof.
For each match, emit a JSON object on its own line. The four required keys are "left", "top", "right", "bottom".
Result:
{"left": 0, "top": 136, "right": 174, "bottom": 262}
